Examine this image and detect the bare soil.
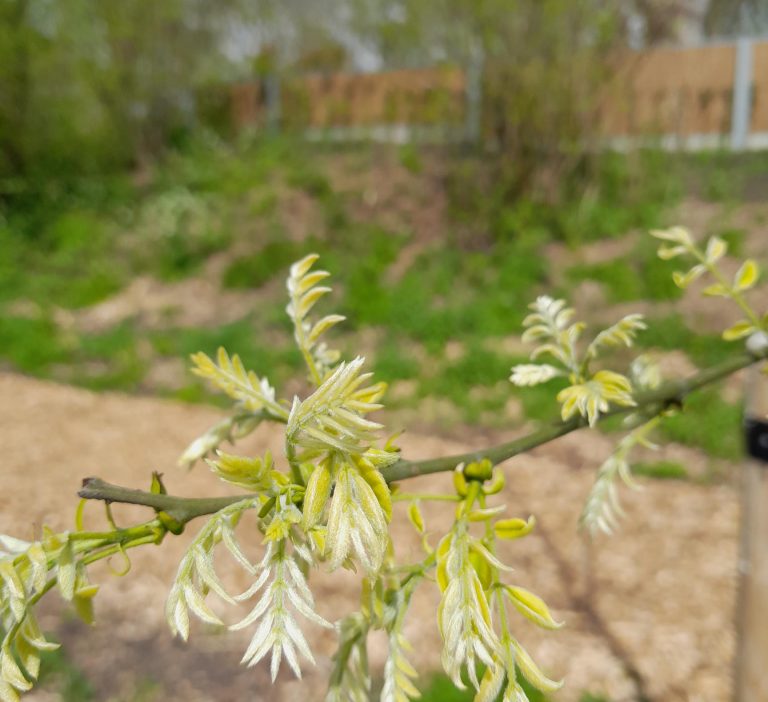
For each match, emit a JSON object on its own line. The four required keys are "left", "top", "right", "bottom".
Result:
{"left": 0, "top": 372, "right": 742, "bottom": 702}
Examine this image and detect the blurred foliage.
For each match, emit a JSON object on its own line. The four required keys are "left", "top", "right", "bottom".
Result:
{"left": 0, "top": 132, "right": 760, "bottom": 454}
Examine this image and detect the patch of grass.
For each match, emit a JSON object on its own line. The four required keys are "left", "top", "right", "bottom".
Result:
{"left": 372, "top": 339, "right": 423, "bottom": 382}
{"left": 419, "top": 671, "right": 548, "bottom": 702}
{"left": 566, "top": 259, "right": 643, "bottom": 303}
{"left": 223, "top": 239, "right": 305, "bottom": 289}
{"left": 421, "top": 345, "right": 512, "bottom": 401}
{"left": 151, "top": 226, "right": 231, "bottom": 281}
{"left": 0, "top": 313, "right": 147, "bottom": 391}
{"left": 343, "top": 239, "right": 546, "bottom": 351}
{"left": 398, "top": 143, "right": 423, "bottom": 174}
{"left": 415, "top": 345, "right": 519, "bottom": 424}
{"left": 0, "top": 315, "right": 71, "bottom": 373}
{"left": 286, "top": 167, "right": 333, "bottom": 199}
{"left": 660, "top": 387, "right": 742, "bottom": 460}
{"left": 717, "top": 227, "right": 747, "bottom": 257}
{"left": 565, "top": 237, "right": 681, "bottom": 304}
{"left": 70, "top": 321, "right": 146, "bottom": 392}
{"left": 419, "top": 673, "right": 474, "bottom": 702}
{"left": 151, "top": 317, "right": 304, "bottom": 395}
{"left": 38, "top": 646, "right": 95, "bottom": 702}
{"left": 632, "top": 460, "right": 689, "bottom": 480}
{"left": 639, "top": 315, "right": 734, "bottom": 367}
{"left": 445, "top": 149, "right": 681, "bottom": 247}
{"left": 518, "top": 377, "right": 570, "bottom": 422}
{"left": 0, "top": 210, "right": 128, "bottom": 309}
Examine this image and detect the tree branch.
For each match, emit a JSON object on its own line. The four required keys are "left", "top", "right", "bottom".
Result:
{"left": 384, "top": 349, "right": 759, "bottom": 481}
{"left": 78, "top": 351, "right": 764, "bottom": 521}
{"left": 78, "top": 478, "right": 253, "bottom": 525}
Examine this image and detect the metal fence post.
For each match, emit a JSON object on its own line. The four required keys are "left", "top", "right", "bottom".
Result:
{"left": 731, "top": 37, "right": 753, "bottom": 151}
{"left": 265, "top": 73, "right": 281, "bottom": 133}
{"left": 734, "top": 332, "right": 768, "bottom": 702}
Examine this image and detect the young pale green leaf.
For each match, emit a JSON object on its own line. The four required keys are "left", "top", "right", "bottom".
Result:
{"left": 0, "top": 536, "right": 31, "bottom": 558}
{"left": 302, "top": 461, "right": 333, "bottom": 529}
{"left": 734, "top": 259, "right": 760, "bottom": 291}
{"left": 650, "top": 226, "right": 692, "bottom": 245}
{"left": 672, "top": 265, "right": 705, "bottom": 289}
{"left": 508, "top": 638, "right": 563, "bottom": 693}
{"left": 0, "top": 644, "right": 31, "bottom": 693}
{"left": 702, "top": 283, "right": 730, "bottom": 297}
{"left": 502, "top": 585, "right": 563, "bottom": 630}
{"left": 407, "top": 501, "right": 425, "bottom": 534}
{"left": 308, "top": 315, "right": 346, "bottom": 345}
{"left": 557, "top": 370, "right": 634, "bottom": 427}
{"left": 477, "top": 664, "right": 505, "bottom": 702}
{"left": 326, "top": 464, "right": 389, "bottom": 575}
{"left": 656, "top": 244, "right": 687, "bottom": 260}
{"left": 207, "top": 451, "right": 274, "bottom": 491}
{"left": 587, "top": 314, "right": 646, "bottom": 358}
{"left": 190, "top": 347, "right": 279, "bottom": 416}
{"left": 723, "top": 320, "right": 755, "bottom": 341}
{"left": 0, "top": 563, "right": 25, "bottom": 621}
{"left": 56, "top": 540, "right": 76, "bottom": 602}
{"left": 358, "top": 459, "right": 392, "bottom": 522}
{"left": 20, "top": 614, "right": 58, "bottom": 653}
{"left": 14, "top": 636, "right": 40, "bottom": 684}
{"left": 0, "top": 678, "right": 21, "bottom": 702}
{"left": 290, "top": 253, "right": 321, "bottom": 280}
{"left": 73, "top": 583, "right": 99, "bottom": 625}
{"left": 705, "top": 235, "right": 727, "bottom": 264}
{"left": 509, "top": 364, "right": 562, "bottom": 387}
{"left": 287, "top": 358, "right": 384, "bottom": 456}
{"left": 494, "top": 516, "right": 535, "bottom": 540}
{"left": 183, "top": 583, "right": 223, "bottom": 626}
{"left": 166, "top": 586, "right": 190, "bottom": 641}
{"left": 467, "top": 505, "right": 506, "bottom": 522}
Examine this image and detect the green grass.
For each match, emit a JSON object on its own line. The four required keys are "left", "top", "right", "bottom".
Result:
{"left": 419, "top": 670, "right": 548, "bottom": 702}
{"left": 38, "top": 646, "right": 95, "bottom": 702}
{"left": 565, "top": 237, "right": 681, "bottom": 304}
{"left": 38, "top": 645, "right": 160, "bottom": 702}
{"left": 372, "top": 338, "right": 423, "bottom": 382}
{"left": 150, "top": 317, "right": 304, "bottom": 402}
{"left": 0, "top": 316, "right": 71, "bottom": 373}
{"left": 639, "top": 315, "right": 735, "bottom": 367}
{"left": 660, "top": 387, "right": 743, "bottom": 460}
{"left": 632, "top": 460, "right": 689, "bottom": 480}
{"left": 223, "top": 239, "right": 305, "bottom": 289}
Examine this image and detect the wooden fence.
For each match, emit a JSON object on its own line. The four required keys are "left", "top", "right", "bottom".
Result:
{"left": 230, "top": 38, "right": 768, "bottom": 150}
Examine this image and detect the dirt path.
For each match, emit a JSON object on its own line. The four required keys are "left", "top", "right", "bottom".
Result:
{"left": 0, "top": 372, "right": 739, "bottom": 702}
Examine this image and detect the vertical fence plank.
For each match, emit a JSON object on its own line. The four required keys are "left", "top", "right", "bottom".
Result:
{"left": 735, "top": 353, "right": 768, "bottom": 702}
{"left": 734, "top": 462, "right": 768, "bottom": 702}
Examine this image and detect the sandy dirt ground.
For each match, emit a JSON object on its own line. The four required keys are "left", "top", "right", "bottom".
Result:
{"left": 0, "top": 372, "right": 741, "bottom": 702}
